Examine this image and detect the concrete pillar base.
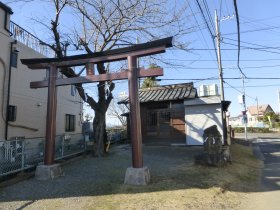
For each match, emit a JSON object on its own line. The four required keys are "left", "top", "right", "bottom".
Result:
{"left": 35, "top": 164, "right": 64, "bottom": 180}
{"left": 124, "top": 166, "right": 150, "bottom": 185}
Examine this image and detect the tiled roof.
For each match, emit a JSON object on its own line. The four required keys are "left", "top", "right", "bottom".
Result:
{"left": 119, "top": 83, "right": 197, "bottom": 104}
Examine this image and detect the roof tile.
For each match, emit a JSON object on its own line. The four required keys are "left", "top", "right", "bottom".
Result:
{"left": 118, "top": 83, "right": 196, "bottom": 104}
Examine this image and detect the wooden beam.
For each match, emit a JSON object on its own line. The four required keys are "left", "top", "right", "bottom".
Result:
{"left": 30, "top": 68, "right": 163, "bottom": 88}
{"left": 21, "top": 37, "right": 172, "bottom": 69}
{"left": 23, "top": 46, "right": 166, "bottom": 69}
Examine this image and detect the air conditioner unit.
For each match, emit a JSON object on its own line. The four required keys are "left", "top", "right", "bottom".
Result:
{"left": 198, "top": 84, "right": 219, "bottom": 97}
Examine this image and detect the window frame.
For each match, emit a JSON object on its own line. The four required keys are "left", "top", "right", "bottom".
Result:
{"left": 65, "top": 114, "right": 76, "bottom": 132}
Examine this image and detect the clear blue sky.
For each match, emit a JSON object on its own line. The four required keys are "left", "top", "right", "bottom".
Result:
{"left": 4, "top": 0, "right": 280, "bottom": 119}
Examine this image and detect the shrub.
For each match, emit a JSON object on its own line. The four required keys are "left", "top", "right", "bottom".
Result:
{"left": 233, "top": 127, "right": 271, "bottom": 133}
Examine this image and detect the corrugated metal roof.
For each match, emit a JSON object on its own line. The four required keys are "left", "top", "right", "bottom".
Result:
{"left": 119, "top": 83, "right": 197, "bottom": 104}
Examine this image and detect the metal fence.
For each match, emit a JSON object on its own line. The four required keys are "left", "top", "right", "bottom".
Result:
{"left": 0, "top": 133, "right": 85, "bottom": 177}
{"left": 107, "top": 127, "right": 128, "bottom": 143}
{"left": 9, "top": 21, "right": 55, "bottom": 58}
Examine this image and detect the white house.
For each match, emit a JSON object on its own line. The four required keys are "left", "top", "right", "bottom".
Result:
{"left": 247, "top": 104, "right": 274, "bottom": 124}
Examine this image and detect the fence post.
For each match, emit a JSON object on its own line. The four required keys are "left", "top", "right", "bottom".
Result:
{"left": 61, "top": 136, "right": 64, "bottom": 159}
{"left": 21, "top": 140, "right": 25, "bottom": 170}
{"left": 84, "top": 135, "right": 87, "bottom": 153}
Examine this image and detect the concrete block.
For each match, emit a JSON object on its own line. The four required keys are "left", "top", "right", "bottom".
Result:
{"left": 35, "top": 164, "right": 64, "bottom": 180}
{"left": 124, "top": 166, "right": 150, "bottom": 185}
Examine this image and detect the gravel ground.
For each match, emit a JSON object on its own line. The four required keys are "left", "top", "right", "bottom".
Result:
{"left": 0, "top": 145, "right": 203, "bottom": 210}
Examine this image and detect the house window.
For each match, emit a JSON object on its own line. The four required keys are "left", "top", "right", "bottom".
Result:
{"left": 65, "top": 114, "right": 75, "bottom": 132}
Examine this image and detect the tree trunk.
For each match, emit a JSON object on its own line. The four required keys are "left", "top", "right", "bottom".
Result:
{"left": 92, "top": 78, "right": 110, "bottom": 157}
{"left": 93, "top": 111, "right": 106, "bottom": 156}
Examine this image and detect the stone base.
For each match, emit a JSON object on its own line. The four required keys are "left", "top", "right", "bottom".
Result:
{"left": 35, "top": 164, "right": 64, "bottom": 180}
{"left": 124, "top": 166, "right": 150, "bottom": 185}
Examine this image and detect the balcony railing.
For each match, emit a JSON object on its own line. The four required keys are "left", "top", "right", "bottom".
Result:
{"left": 9, "top": 21, "right": 55, "bottom": 58}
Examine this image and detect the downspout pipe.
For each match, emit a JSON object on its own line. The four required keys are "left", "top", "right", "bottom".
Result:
{"left": 5, "top": 40, "right": 16, "bottom": 140}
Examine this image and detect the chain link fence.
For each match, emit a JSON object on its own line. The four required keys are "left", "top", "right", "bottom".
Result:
{"left": 0, "top": 133, "right": 85, "bottom": 177}
{"left": 0, "top": 128, "right": 128, "bottom": 177}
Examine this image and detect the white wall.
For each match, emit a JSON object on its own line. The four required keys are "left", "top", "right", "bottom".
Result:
{"left": 185, "top": 97, "right": 223, "bottom": 145}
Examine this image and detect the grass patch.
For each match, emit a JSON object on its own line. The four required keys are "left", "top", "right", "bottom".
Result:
{"left": 83, "top": 143, "right": 262, "bottom": 209}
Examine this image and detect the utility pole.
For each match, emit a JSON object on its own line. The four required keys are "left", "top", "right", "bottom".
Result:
{"left": 242, "top": 75, "right": 248, "bottom": 140}
{"left": 215, "top": 10, "right": 227, "bottom": 144}
{"left": 215, "top": 10, "right": 225, "bottom": 101}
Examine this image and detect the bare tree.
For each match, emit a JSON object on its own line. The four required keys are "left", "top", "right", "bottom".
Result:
{"left": 107, "top": 98, "right": 128, "bottom": 126}
{"left": 7, "top": 0, "right": 192, "bottom": 156}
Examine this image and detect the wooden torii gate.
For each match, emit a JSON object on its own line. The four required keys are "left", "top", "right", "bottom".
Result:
{"left": 21, "top": 37, "right": 173, "bottom": 183}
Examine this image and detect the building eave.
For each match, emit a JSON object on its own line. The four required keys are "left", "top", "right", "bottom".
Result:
{"left": 0, "top": 2, "right": 13, "bottom": 14}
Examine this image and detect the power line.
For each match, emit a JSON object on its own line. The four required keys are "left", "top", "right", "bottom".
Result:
{"left": 221, "top": 41, "right": 280, "bottom": 55}
{"left": 222, "top": 37, "right": 280, "bottom": 50}
{"left": 195, "top": 0, "right": 215, "bottom": 37}
{"left": 239, "top": 16, "right": 280, "bottom": 37}
{"left": 224, "top": 81, "right": 256, "bottom": 101}
{"left": 243, "top": 84, "right": 280, "bottom": 88}
{"left": 222, "top": 26, "right": 280, "bottom": 36}
{"left": 164, "top": 64, "right": 280, "bottom": 69}
{"left": 159, "top": 77, "right": 280, "bottom": 81}
{"left": 187, "top": 1, "right": 217, "bottom": 62}
{"left": 167, "top": 58, "right": 280, "bottom": 62}
{"left": 233, "top": 0, "right": 246, "bottom": 77}
{"left": 240, "top": 15, "right": 280, "bottom": 25}
{"left": 203, "top": 0, "right": 216, "bottom": 33}
{"left": 195, "top": 0, "right": 218, "bottom": 62}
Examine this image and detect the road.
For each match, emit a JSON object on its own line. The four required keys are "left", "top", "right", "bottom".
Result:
{"left": 257, "top": 139, "right": 280, "bottom": 191}
{"left": 244, "top": 138, "right": 280, "bottom": 210}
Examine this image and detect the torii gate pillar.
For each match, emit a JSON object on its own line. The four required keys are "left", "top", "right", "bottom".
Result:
{"left": 35, "top": 65, "right": 64, "bottom": 180}
{"left": 124, "top": 56, "right": 150, "bottom": 185}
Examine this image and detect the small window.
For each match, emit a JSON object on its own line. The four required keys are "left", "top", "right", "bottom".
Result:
{"left": 7, "top": 105, "right": 17, "bottom": 121}
{"left": 65, "top": 114, "right": 75, "bottom": 132}
{"left": 11, "top": 52, "right": 18, "bottom": 68}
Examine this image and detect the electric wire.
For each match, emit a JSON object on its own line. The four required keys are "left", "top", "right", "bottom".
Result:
{"left": 223, "top": 80, "right": 255, "bottom": 100}
{"left": 187, "top": 1, "right": 217, "bottom": 62}
{"left": 223, "top": 37, "right": 280, "bottom": 50}
{"left": 233, "top": 0, "right": 246, "bottom": 77}
{"left": 195, "top": 0, "right": 218, "bottom": 62}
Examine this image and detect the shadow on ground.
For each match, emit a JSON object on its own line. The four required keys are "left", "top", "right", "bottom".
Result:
{"left": 0, "top": 143, "right": 265, "bottom": 204}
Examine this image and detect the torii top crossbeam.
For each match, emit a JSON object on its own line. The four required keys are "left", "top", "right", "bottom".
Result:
{"left": 21, "top": 37, "right": 173, "bottom": 168}
{"left": 22, "top": 37, "right": 173, "bottom": 69}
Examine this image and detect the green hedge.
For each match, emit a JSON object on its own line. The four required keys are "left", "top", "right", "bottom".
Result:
{"left": 233, "top": 127, "right": 271, "bottom": 133}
